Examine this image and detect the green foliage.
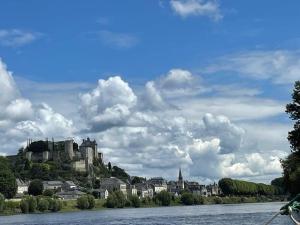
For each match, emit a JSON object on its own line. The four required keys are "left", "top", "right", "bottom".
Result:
{"left": 0, "top": 166, "right": 17, "bottom": 199}
{"left": 30, "top": 163, "right": 51, "bottom": 180}
{"left": 27, "top": 141, "right": 48, "bottom": 153}
{"left": 4, "top": 200, "right": 19, "bottom": 213}
{"left": 181, "top": 192, "right": 194, "bottom": 205}
{"left": 283, "top": 80, "right": 300, "bottom": 196}
{"left": 129, "top": 195, "right": 141, "bottom": 208}
{"left": 0, "top": 193, "right": 4, "bottom": 212}
{"left": 218, "top": 178, "right": 277, "bottom": 196}
{"left": 28, "top": 179, "right": 44, "bottom": 196}
{"left": 155, "top": 191, "right": 171, "bottom": 206}
{"left": 105, "top": 191, "right": 126, "bottom": 208}
{"left": 20, "top": 199, "right": 29, "bottom": 213}
{"left": 111, "top": 166, "right": 130, "bottom": 181}
{"left": 37, "top": 198, "right": 49, "bottom": 212}
{"left": 77, "top": 195, "right": 90, "bottom": 209}
{"left": 131, "top": 176, "right": 146, "bottom": 185}
{"left": 87, "top": 195, "right": 95, "bottom": 209}
{"left": 43, "top": 189, "right": 54, "bottom": 197}
{"left": 48, "top": 198, "right": 62, "bottom": 212}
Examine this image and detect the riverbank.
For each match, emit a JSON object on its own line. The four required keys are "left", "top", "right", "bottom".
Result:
{"left": 0, "top": 195, "right": 286, "bottom": 216}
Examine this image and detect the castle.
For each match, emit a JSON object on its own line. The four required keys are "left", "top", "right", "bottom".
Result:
{"left": 24, "top": 137, "right": 103, "bottom": 173}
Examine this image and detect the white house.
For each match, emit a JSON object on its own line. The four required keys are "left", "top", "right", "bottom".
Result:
{"left": 16, "top": 179, "right": 29, "bottom": 195}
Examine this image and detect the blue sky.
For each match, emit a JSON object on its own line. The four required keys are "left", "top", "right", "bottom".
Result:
{"left": 0, "top": 0, "right": 299, "bottom": 183}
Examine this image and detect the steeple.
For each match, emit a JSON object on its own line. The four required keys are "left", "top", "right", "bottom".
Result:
{"left": 178, "top": 168, "right": 183, "bottom": 181}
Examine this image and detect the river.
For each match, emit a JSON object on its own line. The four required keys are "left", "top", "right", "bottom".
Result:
{"left": 0, "top": 202, "right": 291, "bottom": 225}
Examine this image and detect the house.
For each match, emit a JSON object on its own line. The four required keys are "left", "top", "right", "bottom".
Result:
{"left": 100, "top": 177, "right": 127, "bottom": 196}
{"left": 147, "top": 177, "right": 167, "bottom": 193}
{"left": 126, "top": 185, "right": 138, "bottom": 196}
{"left": 185, "top": 181, "right": 208, "bottom": 196}
{"left": 135, "top": 183, "right": 154, "bottom": 198}
{"left": 93, "top": 189, "right": 109, "bottom": 199}
{"left": 43, "top": 181, "right": 63, "bottom": 191}
{"left": 62, "top": 181, "right": 77, "bottom": 191}
{"left": 56, "top": 190, "right": 85, "bottom": 200}
{"left": 16, "top": 179, "right": 29, "bottom": 195}
{"left": 206, "top": 183, "right": 221, "bottom": 196}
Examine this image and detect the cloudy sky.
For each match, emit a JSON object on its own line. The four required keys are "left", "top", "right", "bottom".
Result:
{"left": 0, "top": 0, "right": 299, "bottom": 184}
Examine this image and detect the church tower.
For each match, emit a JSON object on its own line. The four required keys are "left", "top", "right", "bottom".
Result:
{"left": 178, "top": 168, "right": 184, "bottom": 190}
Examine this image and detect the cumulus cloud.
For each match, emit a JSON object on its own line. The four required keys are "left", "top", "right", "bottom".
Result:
{"left": 79, "top": 76, "right": 137, "bottom": 131}
{"left": 170, "top": 0, "right": 223, "bottom": 21}
{"left": 0, "top": 29, "right": 41, "bottom": 47}
{"left": 204, "top": 50, "right": 300, "bottom": 84}
{"left": 0, "top": 59, "right": 287, "bottom": 183}
{"left": 0, "top": 59, "right": 74, "bottom": 155}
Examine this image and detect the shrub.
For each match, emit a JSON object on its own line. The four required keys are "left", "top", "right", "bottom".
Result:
{"left": 106, "top": 193, "right": 117, "bottom": 208}
{"left": 37, "top": 198, "right": 49, "bottom": 212}
{"left": 130, "top": 195, "right": 141, "bottom": 208}
{"left": 5, "top": 200, "right": 20, "bottom": 213}
{"left": 181, "top": 193, "right": 194, "bottom": 205}
{"left": 43, "top": 189, "right": 54, "bottom": 197}
{"left": 0, "top": 170, "right": 17, "bottom": 199}
{"left": 77, "top": 196, "right": 89, "bottom": 209}
{"left": 28, "top": 179, "right": 44, "bottom": 196}
{"left": 51, "top": 199, "right": 62, "bottom": 212}
{"left": 155, "top": 191, "right": 171, "bottom": 206}
{"left": 20, "top": 199, "right": 29, "bottom": 213}
{"left": 87, "top": 195, "right": 95, "bottom": 209}
{"left": 27, "top": 196, "right": 37, "bottom": 212}
{"left": 0, "top": 193, "right": 4, "bottom": 212}
{"left": 213, "top": 197, "right": 223, "bottom": 204}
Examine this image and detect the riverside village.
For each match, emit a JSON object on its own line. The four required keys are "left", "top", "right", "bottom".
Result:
{"left": 7, "top": 137, "right": 221, "bottom": 201}
{"left": 0, "top": 136, "right": 287, "bottom": 215}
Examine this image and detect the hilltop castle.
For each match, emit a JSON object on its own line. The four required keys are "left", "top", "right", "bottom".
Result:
{"left": 24, "top": 137, "right": 103, "bottom": 173}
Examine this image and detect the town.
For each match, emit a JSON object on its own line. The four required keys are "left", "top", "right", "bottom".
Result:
{"left": 9, "top": 138, "right": 222, "bottom": 201}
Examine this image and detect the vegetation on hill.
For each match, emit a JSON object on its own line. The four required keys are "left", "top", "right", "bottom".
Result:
{"left": 282, "top": 80, "right": 300, "bottom": 196}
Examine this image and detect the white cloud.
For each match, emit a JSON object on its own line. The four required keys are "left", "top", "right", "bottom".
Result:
{"left": 97, "top": 30, "right": 139, "bottom": 49}
{"left": 0, "top": 29, "right": 41, "bottom": 47}
{"left": 0, "top": 60, "right": 288, "bottom": 183}
{"left": 79, "top": 76, "right": 137, "bottom": 131}
{"left": 0, "top": 59, "right": 74, "bottom": 155}
{"left": 170, "top": 0, "right": 223, "bottom": 21}
{"left": 205, "top": 50, "right": 300, "bottom": 84}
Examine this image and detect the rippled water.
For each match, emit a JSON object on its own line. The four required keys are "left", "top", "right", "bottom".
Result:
{"left": 0, "top": 202, "right": 291, "bottom": 225}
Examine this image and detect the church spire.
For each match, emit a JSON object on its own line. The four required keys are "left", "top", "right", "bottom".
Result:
{"left": 178, "top": 167, "right": 183, "bottom": 181}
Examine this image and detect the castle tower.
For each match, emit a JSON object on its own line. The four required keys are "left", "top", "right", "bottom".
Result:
{"left": 64, "top": 139, "right": 74, "bottom": 160}
{"left": 178, "top": 168, "right": 184, "bottom": 190}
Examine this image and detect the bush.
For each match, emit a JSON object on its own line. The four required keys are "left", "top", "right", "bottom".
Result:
{"left": 28, "top": 179, "right": 43, "bottom": 196}
{"left": 37, "top": 198, "right": 49, "bottom": 212}
{"left": 213, "top": 197, "right": 223, "bottom": 204}
{"left": 87, "top": 195, "right": 95, "bottom": 209}
{"left": 0, "top": 193, "right": 5, "bottom": 212}
{"left": 27, "top": 196, "right": 37, "bottom": 212}
{"left": 20, "top": 199, "right": 29, "bottom": 214}
{"left": 77, "top": 196, "right": 89, "bottom": 209}
{"left": 43, "top": 189, "right": 54, "bottom": 197}
{"left": 155, "top": 191, "right": 171, "bottom": 206}
{"left": 5, "top": 200, "right": 20, "bottom": 212}
{"left": 106, "top": 193, "right": 117, "bottom": 208}
{"left": 181, "top": 193, "right": 194, "bottom": 205}
{"left": 130, "top": 195, "right": 141, "bottom": 208}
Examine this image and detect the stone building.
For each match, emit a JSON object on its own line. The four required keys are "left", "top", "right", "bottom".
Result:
{"left": 24, "top": 137, "right": 103, "bottom": 173}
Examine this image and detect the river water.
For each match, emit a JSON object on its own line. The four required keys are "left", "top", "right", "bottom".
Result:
{"left": 0, "top": 202, "right": 291, "bottom": 225}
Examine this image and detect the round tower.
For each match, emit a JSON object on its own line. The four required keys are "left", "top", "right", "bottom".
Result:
{"left": 64, "top": 139, "right": 74, "bottom": 160}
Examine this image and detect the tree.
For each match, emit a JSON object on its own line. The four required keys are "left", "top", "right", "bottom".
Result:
{"left": 87, "top": 195, "right": 95, "bottom": 209}
{"left": 77, "top": 195, "right": 89, "bottom": 209}
{"left": 0, "top": 168, "right": 17, "bottom": 199}
{"left": 129, "top": 195, "right": 141, "bottom": 208}
{"left": 283, "top": 80, "right": 300, "bottom": 195}
{"left": 181, "top": 192, "right": 194, "bottom": 205}
{"left": 28, "top": 179, "right": 44, "bottom": 196}
{"left": 155, "top": 191, "right": 171, "bottom": 206}
{"left": 108, "top": 162, "right": 112, "bottom": 171}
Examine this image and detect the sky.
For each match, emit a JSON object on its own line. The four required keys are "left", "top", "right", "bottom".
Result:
{"left": 0, "top": 0, "right": 299, "bottom": 184}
